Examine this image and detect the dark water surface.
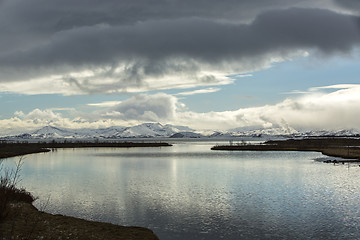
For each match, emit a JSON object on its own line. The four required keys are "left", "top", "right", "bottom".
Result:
{"left": 5, "top": 142, "right": 360, "bottom": 239}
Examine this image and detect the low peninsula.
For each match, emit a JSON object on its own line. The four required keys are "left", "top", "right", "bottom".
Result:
{"left": 0, "top": 141, "right": 172, "bottom": 159}
{"left": 211, "top": 138, "right": 360, "bottom": 162}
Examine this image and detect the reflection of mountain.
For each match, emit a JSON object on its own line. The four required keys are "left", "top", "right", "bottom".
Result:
{"left": 3, "top": 123, "right": 360, "bottom": 139}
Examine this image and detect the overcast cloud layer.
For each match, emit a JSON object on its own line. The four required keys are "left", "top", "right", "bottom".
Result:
{"left": 0, "top": 0, "right": 359, "bottom": 94}
{"left": 0, "top": 0, "right": 360, "bottom": 133}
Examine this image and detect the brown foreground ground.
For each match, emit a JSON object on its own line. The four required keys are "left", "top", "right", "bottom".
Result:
{"left": 0, "top": 202, "right": 159, "bottom": 240}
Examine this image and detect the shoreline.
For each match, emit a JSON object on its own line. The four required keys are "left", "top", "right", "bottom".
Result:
{"left": 1, "top": 202, "right": 159, "bottom": 240}
{"left": 211, "top": 138, "right": 360, "bottom": 162}
{"left": 0, "top": 141, "right": 172, "bottom": 159}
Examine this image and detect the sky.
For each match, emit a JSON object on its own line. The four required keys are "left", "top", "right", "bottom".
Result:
{"left": 0, "top": 0, "right": 360, "bottom": 134}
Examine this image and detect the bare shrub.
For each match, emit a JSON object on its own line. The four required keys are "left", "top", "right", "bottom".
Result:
{"left": 0, "top": 157, "right": 35, "bottom": 222}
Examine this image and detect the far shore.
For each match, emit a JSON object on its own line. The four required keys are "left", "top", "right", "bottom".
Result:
{"left": 211, "top": 137, "right": 360, "bottom": 162}
{"left": 0, "top": 141, "right": 172, "bottom": 160}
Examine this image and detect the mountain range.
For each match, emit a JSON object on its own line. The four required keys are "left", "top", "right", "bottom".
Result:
{"left": 1, "top": 123, "right": 360, "bottom": 140}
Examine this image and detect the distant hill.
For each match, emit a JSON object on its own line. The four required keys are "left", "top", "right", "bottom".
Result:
{"left": 1, "top": 123, "right": 360, "bottom": 140}
{"left": 4, "top": 123, "right": 198, "bottom": 139}
{"left": 169, "top": 132, "right": 203, "bottom": 138}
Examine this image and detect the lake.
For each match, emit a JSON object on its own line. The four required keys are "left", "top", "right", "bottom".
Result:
{"left": 4, "top": 141, "right": 360, "bottom": 239}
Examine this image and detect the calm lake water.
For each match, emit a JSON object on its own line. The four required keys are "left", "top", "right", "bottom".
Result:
{"left": 4, "top": 142, "right": 360, "bottom": 239}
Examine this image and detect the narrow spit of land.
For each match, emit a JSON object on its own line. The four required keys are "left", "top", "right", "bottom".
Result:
{"left": 0, "top": 141, "right": 172, "bottom": 159}
{"left": 211, "top": 138, "right": 360, "bottom": 163}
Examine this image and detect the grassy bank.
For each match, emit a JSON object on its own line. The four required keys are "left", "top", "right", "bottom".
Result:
{"left": 211, "top": 138, "right": 360, "bottom": 161}
{"left": 0, "top": 184, "right": 159, "bottom": 240}
{"left": 0, "top": 141, "right": 172, "bottom": 159}
{"left": 0, "top": 202, "right": 159, "bottom": 240}
{"left": 0, "top": 145, "right": 50, "bottom": 159}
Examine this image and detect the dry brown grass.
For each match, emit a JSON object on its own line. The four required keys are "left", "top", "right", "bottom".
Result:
{"left": 0, "top": 202, "right": 159, "bottom": 240}
{"left": 0, "top": 158, "right": 35, "bottom": 223}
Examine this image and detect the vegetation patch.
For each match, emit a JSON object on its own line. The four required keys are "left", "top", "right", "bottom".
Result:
{"left": 0, "top": 202, "right": 159, "bottom": 240}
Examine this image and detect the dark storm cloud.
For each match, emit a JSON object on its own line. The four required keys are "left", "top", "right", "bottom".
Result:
{"left": 0, "top": 0, "right": 306, "bottom": 31}
{"left": 335, "top": 0, "right": 360, "bottom": 14}
{"left": 0, "top": 0, "right": 359, "bottom": 94}
{"left": 250, "top": 8, "right": 360, "bottom": 53}
{"left": 0, "top": 0, "right": 307, "bottom": 58}
{"left": 2, "top": 8, "right": 359, "bottom": 66}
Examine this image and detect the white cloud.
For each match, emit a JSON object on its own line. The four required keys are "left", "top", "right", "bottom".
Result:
{"left": 0, "top": 65, "right": 235, "bottom": 95}
{"left": 103, "top": 93, "right": 178, "bottom": 122}
{"left": 16, "top": 109, "right": 62, "bottom": 122}
{"left": 0, "top": 109, "right": 134, "bottom": 136}
{"left": 174, "top": 84, "right": 360, "bottom": 131}
{"left": 88, "top": 101, "right": 123, "bottom": 107}
{"left": 176, "top": 87, "right": 221, "bottom": 96}
{"left": 2, "top": 85, "right": 360, "bottom": 134}
{"left": 49, "top": 108, "right": 76, "bottom": 111}
{"left": 0, "top": 75, "right": 78, "bottom": 95}
{"left": 310, "top": 84, "right": 360, "bottom": 91}
{"left": 282, "top": 90, "right": 311, "bottom": 95}
{"left": 232, "top": 84, "right": 360, "bottom": 131}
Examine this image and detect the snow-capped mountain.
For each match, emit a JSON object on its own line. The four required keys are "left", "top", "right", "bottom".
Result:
{"left": 210, "top": 127, "right": 360, "bottom": 138}
{"left": 6, "top": 123, "right": 197, "bottom": 139}
{"left": 229, "top": 126, "right": 299, "bottom": 136}
{"left": 298, "top": 129, "right": 360, "bottom": 137}
{"left": 31, "top": 126, "right": 76, "bottom": 138}
{"left": 104, "top": 123, "right": 185, "bottom": 138}
{"left": 2, "top": 123, "right": 360, "bottom": 140}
